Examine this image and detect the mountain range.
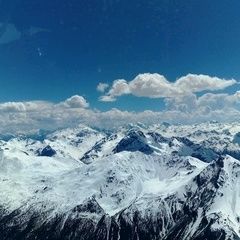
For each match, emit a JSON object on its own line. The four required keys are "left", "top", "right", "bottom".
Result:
{"left": 0, "top": 122, "right": 240, "bottom": 240}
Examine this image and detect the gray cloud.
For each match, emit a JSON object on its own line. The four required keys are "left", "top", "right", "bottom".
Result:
{"left": 165, "top": 91, "right": 240, "bottom": 113}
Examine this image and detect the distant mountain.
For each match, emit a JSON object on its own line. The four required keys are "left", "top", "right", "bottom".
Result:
{"left": 0, "top": 122, "right": 240, "bottom": 240}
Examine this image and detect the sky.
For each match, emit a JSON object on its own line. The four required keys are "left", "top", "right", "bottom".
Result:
{"left": 1, "top": 0, "right": 240, "bottom": 132}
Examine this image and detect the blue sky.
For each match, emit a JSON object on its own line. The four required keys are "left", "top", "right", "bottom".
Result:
{"left": 0, "top": 0, "right": 240, "bottom": 114}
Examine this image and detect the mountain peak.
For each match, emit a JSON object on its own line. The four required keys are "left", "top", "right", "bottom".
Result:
{"left": 113, "top": 130, "right": 153, "bottom": 154}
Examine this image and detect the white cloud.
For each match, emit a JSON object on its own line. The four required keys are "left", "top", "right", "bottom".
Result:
{"left": 61, "top": 95, "right": 89, "bottom": 108}
{"left": 0, "top": 102, "right": 27, "bottom": 112}
{"left": 0, "top": 95, "right": 89, "bottom": 134}
{"left": 99, "top": 79, "right": 130, "bottom": 101}
{"left": 97, "top": 83, "right": 109, "bottom": 92}
{"left": 175, "top": 74, "right": 236, "bottom": 93}
{"left": 100, "top": 73, "right": 236, "bottom": 101}
{"left": 0, "top": 101, "right": 52, "bottom": 112}
{"left": 99, "top": 95, "right": 116, "bottom": 102}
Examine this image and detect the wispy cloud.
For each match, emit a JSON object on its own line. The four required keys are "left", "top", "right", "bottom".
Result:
{"left": 0, "top": 22, "right": 50, "bottom": 45}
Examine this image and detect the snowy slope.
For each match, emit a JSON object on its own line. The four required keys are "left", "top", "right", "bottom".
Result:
{"left": 0, "top": 123, "right": 240, "bottom": 240}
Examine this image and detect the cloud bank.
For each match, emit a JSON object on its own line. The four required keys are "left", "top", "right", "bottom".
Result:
{"left": 0, "top": 92, "right": 240, "bottom": 134}
{"left": 0, "top": 73, "right": 239, "bottom": 134}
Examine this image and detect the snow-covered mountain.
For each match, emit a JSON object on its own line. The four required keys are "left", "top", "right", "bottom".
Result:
{"left": 0, "top": 122, "right": 240, "bottom": 240}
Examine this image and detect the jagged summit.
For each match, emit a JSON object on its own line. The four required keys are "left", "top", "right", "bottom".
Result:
{"left": 113, "top": 130, "right": 153, "bottom": 154}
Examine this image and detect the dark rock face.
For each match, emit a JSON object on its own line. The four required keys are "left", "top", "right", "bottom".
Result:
{"left": 113, "top": 131, "right": 153, "bottom": 154}
{"left": 173, "top": 137, "right": 219, "bottom": 163}
{"left": 148, "top": 132, "right": 169, "bottom": 143}
{"left": 38, "top": 145, "right": 56, "bottom": 157}
{"left": 222, "top": 148, "right": 240, "bottom": 160}
{"left": 80, "top": 134, "right": 118, "bottom": 164}
{"left": 0, "top": 206, "right": 236, "bottom": 240}
{"left": 233, "top": 132, "right": 240, "bottom": 145}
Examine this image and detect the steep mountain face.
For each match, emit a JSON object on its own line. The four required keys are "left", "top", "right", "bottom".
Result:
{"left": 0, "top": 122, "right": 240, "bottom": 240}
{"left": 113, "top": 130, "right": 154, "bottom": 154}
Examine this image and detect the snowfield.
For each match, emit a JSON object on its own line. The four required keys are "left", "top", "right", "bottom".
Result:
{"left": 0, "top": 122, "right": 240, "bottom": 240}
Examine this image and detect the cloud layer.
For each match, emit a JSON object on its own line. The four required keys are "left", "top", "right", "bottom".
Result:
{"left": 0, "top": 73, "right": 239, "bottom": 134}
{"left": 100, "top": 73, "right": 236, "bottom": 101}
{"left": 0, "top": 91, "right": 240, "bottom": 134}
